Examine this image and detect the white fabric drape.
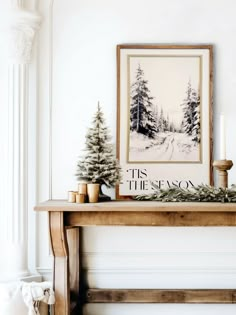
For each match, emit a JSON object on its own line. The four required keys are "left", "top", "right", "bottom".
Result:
{"left": 21, "top": 281, "right": 55, "bottom": 315}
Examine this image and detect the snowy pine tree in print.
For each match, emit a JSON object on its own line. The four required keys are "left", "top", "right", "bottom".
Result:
{"left": 153, "top": 104, "right": 161, "bottom": 133}
{"left": 158, "top": 107, "right": 164, "bottom": 132}
{"left": 128, "top": 57, "right": 201, "bottom": 162}
{"left": 130, "top": 65, "right": 157, "bottom": 138}
{"left": 182, "top": 81, "right": 201, "bottom": 144}
{"left": 192, "top": 91, "right": 201, "bottom": 143}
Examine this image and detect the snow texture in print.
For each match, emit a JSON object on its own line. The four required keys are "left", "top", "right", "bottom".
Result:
{"left": 128, "top": 56, "right": 201, "bottom": 162}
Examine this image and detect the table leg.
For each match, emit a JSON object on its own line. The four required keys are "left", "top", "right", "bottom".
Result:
{"left": 67, "top": 227, "right": 82, "bottom": 314}
{"left": 49, "top": 212, "right": 70, "bottom": 315}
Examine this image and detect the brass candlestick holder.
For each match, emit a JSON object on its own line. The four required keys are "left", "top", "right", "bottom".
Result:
{"left": 213, "top": 160, "right": 233, "bottom": 188}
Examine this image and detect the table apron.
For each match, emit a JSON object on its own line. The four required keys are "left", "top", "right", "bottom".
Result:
{"left": 64, "top": 211, "right": 236, "bottom": 227}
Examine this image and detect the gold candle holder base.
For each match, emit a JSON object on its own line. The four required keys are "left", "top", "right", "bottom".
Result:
{"left": 213, "top": 160, "right": 233, "bottom": 188}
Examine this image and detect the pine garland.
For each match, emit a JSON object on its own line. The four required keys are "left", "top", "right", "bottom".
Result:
{"left": 135, "top": 184, "right": 236, "bottom": 203}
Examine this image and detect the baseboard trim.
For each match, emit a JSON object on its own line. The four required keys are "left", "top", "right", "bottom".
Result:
{"left": 36, "top": 268, "right": 53, "bottom": 281}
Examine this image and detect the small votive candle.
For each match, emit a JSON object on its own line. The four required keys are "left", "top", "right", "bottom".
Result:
{"left": 68, "top": 191, "right": 76, "bottom": 203}
{"left": 78, "top": 183, "right": 87, "bottom": 194}
{"left": 76, "top": 193, "right": 86, "bottom": 203}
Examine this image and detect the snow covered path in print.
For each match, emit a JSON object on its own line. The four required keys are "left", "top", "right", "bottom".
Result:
{"left": 129, "top": 132, "right": 199, "bottom": 162}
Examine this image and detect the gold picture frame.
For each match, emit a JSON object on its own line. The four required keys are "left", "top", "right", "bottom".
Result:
{"left": 116, "top": 44, "right": 213, "bottom": 199}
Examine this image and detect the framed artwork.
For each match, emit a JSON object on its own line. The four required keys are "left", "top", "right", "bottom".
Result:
{"left": 116, "top": 44, "right": 213, "bottom": 199}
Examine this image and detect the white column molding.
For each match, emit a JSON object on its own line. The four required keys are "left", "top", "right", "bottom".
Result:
{"left": 9, "top": 7, "right": 41, "bottom": 64}
{"left": 11, "top": 0, "right": 24, "bottom": 9}
{"left": 3, "top": 4, "right": 41, "bottom": 281}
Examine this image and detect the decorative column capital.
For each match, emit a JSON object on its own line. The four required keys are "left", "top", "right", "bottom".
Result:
{"left": 9, "top": 8, "right": 41, "bottom": 64}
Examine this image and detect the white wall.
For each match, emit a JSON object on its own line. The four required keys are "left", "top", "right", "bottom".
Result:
{"left": 36, "top": 0, "right": 236, "bottom": 314}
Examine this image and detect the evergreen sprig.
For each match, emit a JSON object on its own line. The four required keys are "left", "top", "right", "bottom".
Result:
{"left": 135, "top": 184, "right": 236, "bottom": 203}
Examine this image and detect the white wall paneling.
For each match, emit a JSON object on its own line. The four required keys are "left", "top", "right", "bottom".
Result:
{"left": 81, "top": 226, "right": 236, "bottom": 290}
{"left": 0, "top": 1, "right": 11, "bottom": 276}
{"left": 37, "top": 0, "right": 54, "bottom": 270}
{"left": 37, "top": 0, "right": 236, "bottom": 314}
{"left": 0, "top": 0, "right": 41, "bottom": 281}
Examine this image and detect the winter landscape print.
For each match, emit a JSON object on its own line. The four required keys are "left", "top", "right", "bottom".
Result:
{"left": 128, "top": 55, "right": 201, "bottom": 163}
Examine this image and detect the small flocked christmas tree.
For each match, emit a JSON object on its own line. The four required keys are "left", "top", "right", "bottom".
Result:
{"left": 76, "top": 103, "right": 121, "bottom": 199}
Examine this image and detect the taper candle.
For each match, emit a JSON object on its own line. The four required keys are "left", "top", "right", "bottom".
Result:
{"left": 219, "top": 114, "right": 226, "bottom": 160}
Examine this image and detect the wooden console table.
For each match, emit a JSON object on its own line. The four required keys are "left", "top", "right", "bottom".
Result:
{"left": 35, "top": 200, "right": 236, "bottom": 315}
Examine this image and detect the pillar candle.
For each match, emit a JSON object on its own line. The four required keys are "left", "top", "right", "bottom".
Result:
{"left": 68, "top": 191, "right": 76, "bottom": 203}
{"left": 76, "top": 193, "right": 86, "bottom": 203}
{"left": 78, "top": 183, "right": 87, "bottom": 194}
